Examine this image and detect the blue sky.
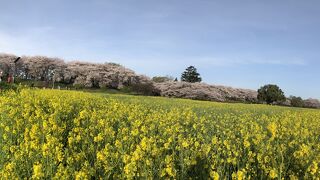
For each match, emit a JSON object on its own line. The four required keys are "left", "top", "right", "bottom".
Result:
{"left": 0, "top": 0, "right": 319, "bottom": 99}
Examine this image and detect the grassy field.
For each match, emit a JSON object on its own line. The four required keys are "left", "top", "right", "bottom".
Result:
{"left": 0, "top": 89, "right": 319, "bottom": 179}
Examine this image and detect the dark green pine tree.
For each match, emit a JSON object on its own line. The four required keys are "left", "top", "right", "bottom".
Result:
{"left": 181, "top": 66, "right": 202, "bottom": 83}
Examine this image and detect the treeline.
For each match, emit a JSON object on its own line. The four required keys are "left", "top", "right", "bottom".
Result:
{"left": 255, "top": 84, "right": 320, "bottom": 109}
{"left": 1, "top": 53, "right": 319, "bottom": 108}
{"left": 0, "top": 53, "right": 153, "bottom": 91}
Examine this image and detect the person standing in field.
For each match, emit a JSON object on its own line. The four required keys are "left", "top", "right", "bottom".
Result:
{"left": 7, "top": 74, "right": 13, "bottom": 83}
{"left": 0, "top": 71, "right": 2, "bottom": 82}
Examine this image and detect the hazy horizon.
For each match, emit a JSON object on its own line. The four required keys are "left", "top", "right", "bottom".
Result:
{"left": 1, "top": 0, "right": 319, "bottom": 99}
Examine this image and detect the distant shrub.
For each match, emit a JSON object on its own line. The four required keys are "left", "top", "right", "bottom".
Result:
{"left": 289, "top": 96, "right": 304, "bottom": 107}
{"left": 73, "top": 83, "right": 85, "bottom": 90}
{"left": 0, "top": 82, "right": 18, "bottom": 92}
{"left": 152, "top": 76, "right": 174, "bottom": 83}
{"left": 279, "top": 99, "right": 291, "bottom": 106}
{"left": 129, "top": 82, "right": 160, "bottom": 96}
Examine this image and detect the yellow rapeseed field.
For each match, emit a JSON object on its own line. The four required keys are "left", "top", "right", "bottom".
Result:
{"left": 0, "top": 89, "right": 319, "bottom": 179}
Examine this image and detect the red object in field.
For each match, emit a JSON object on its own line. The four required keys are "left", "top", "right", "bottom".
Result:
{"left": 7, "top": 75, "right": 13, "bottom": 83}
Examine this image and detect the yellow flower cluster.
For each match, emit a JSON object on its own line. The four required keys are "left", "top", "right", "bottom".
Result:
{"left": 0, "top": 89, "right": 319, "bottom": 179}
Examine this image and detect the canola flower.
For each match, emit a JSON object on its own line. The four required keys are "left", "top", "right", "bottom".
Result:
{"left": 0, "top": 89, "right": 319, "bottom": 179}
